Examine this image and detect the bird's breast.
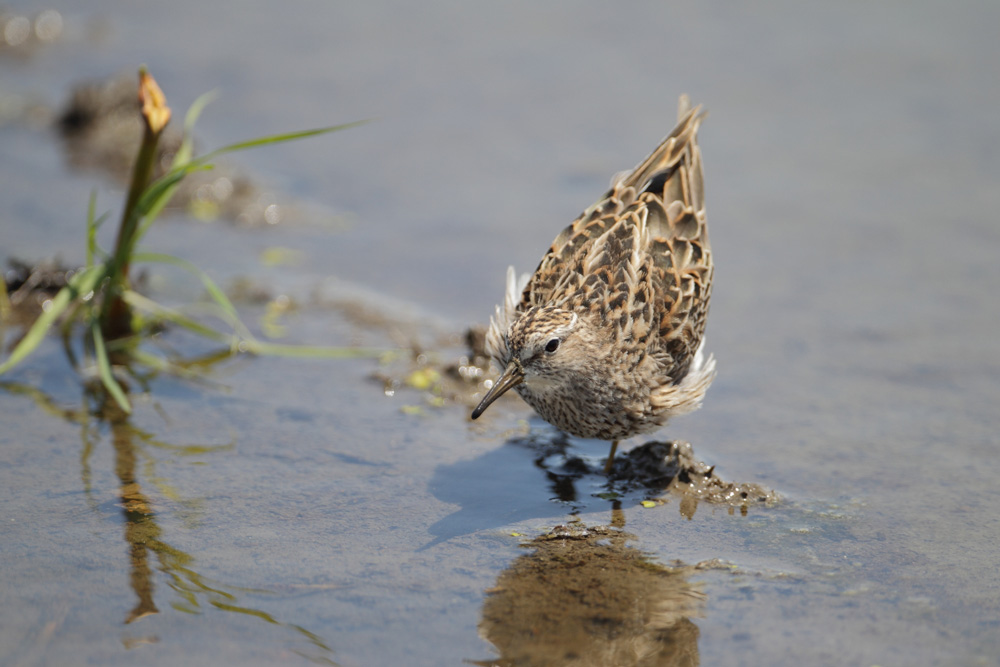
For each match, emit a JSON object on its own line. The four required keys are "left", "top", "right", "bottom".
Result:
{"left": 515, "top": 375, "right": 664, "bottom": 441}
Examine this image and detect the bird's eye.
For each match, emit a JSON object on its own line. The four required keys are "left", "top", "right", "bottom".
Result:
{"left": 544, "top": 338, "right": 560, "bottom": 353}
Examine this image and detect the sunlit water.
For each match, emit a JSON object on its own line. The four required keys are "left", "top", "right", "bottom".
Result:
{"left": 2, "top": 2, "right": 999, "bottom": 665}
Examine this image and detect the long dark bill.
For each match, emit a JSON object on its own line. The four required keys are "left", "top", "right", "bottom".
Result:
{"left": 470, "top": 360, "right": 524, "bottom": 419}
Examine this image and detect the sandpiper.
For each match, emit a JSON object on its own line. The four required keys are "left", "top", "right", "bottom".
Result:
{"left": 471, "top": 96, "right": 715, "bottom": 473}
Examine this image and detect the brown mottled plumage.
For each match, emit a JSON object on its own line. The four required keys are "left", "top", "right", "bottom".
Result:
{"left": 472, "top": 96, "right": 715, "bottom": 472}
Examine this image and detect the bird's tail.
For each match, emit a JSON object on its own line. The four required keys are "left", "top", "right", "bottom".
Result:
{"left": 613, "top": 94, "right": 706, "bottom": 201}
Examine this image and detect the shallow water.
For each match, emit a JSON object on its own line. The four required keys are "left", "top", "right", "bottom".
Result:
{"left": 2, "top": 1, "right": 1000, "bottom": 665}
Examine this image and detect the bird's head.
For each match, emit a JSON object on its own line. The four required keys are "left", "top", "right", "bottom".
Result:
{"left": 471, "top": 307, "right": 599, "bottom": 419}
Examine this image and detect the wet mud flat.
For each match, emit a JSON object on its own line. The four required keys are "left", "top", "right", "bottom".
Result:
{"left": 1, "top": 221, "right": 776, "bottom": 667}
{"left": 3, "top": 2, "right": 1000, "bottom": 666}
{"left": 0, "top": 279, "right": 777, "bottom": 667}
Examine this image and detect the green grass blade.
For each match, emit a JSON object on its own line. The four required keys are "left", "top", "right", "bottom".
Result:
{"left": 135, "top": 162, "right": 214, "bottom": 239}
{"left": 137, "top": 118, "right": 366, "bottom": 240}
{"left": 84, "top": 191, "right": 108, "bottom": 269}
{"left": 175, "top": 91, "right": 218, "bottom": 168}
{"left": 86, "top": 190, "right": 97, "bottom": 268}
{"left": 129, "top": 252, "right": 256, "bottom": 344}
{"left": 90, "top": 321, "right": 131, "bottom": 413}
{"left": 131, "top": 252, "right": 243, "bottom": 327}
{"left": 142, "top": 120, "right": 369, "bottom": 219}
{"left": 59, "top": 297, "right": 87, "bottom": 369}
{"left": 185, "top": 91, "right": 218, "bottom": 135}
{"left": 120, "top": 290, "right": 236, "bottom": 346}
{"left": 199, "top": 120, "right": 371, "bottom": 163}
{"left": 0, "top": 265, "right": 105, "bottom": 375}
{"left": 125, "top": 255, "right": 383, "bottom": 360}
{"left": 241, "top": 340, "right": 384, "bottom": 359}
{"left": 128, "top": 348, "right": 221, "bottom": 381}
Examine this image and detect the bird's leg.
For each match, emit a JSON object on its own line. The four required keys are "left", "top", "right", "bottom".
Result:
{"left": 604, "top": 440, "right": 619, "bottom": 474}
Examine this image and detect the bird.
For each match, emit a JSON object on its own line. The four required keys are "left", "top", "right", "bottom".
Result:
{"left": 471, "top": 95, "right": 716, "bottom": 474}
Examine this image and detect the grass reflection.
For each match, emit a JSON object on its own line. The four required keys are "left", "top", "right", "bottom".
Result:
{"left": 0, "top": 380, "right": 338, "bottom": 665}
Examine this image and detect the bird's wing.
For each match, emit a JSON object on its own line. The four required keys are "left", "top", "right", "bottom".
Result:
{"left": 519, "top": 97, "right": 712, "bottom": 383}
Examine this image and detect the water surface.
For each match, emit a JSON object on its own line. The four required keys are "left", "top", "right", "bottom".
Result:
{"left": 2, "top": 2, "right": 999, "bottom": 665}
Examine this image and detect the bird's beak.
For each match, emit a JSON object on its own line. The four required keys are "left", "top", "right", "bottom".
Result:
{"left": 471, "top": 360, "right": 524, "bottom": 419}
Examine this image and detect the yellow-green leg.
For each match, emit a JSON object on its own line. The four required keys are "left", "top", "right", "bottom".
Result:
{"left": 604, "top": 440, "right": 619, "bottom": 474}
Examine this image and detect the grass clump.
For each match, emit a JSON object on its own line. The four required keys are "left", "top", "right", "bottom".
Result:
{"left": 0, "top": 67, "right": 372, "bottom": 412}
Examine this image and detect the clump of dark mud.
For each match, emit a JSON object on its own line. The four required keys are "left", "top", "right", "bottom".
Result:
{"left": 2, "top": 257, "right": 148, "bottom": 320}
{"left": 511, "top": 431, "right": 777, "bottom": 516}
{"left": 3, "top": 257, "right": 74, "bottom": 305}
{"left": 371, "top": 324, "right": 494, "bottom": 413}
{"left": 473, "top": 516, "right": 704, "bottom": 666}
{"left": 443, "top": 325, "right": 491, "bottom": 382}
{"left": 56, "top": 73, "right": 285, "bottom": 226}
{"left": 2, "top": 258, "right": 83, "bottom": 330}
{"left": 1, "top": 258, "right": 154, "bottom": 356}
{"left": 614, "top": 440, "right": 778, "bottom": 508}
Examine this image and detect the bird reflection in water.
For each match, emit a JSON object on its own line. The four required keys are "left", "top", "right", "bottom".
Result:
{"left": 472, "top": 508, "right": 705, "bottom": 667}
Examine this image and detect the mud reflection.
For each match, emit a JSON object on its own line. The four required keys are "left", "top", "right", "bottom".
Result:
{"left": 0, "top": 380, "right": 338, "bottom": 665}
{"left": 473, "top": 509, "right": 704, "bottom": 666}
